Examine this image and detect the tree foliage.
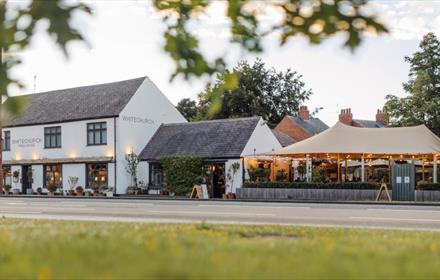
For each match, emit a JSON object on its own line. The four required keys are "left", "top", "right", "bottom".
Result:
{"left": 176, "top": 98, "right": 198, "bottom": 121}
{"left": 0, "top": 0, "right": 90, "bottom": 115}
{"left": 179, "top": 59, "right": 313, "bottom": 127}
{"left": 384, "top": 33, "right": 440, "bottom": 135}
{"left": 152, "top": 0, "right": 387, "bottom": 81}
{"left": 159, "top": 156, "right": 203, "bottom": 195}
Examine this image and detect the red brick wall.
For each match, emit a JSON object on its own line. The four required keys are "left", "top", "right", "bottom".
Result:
{"left": 275, "top": 116, "right": 312, "bottom": 142}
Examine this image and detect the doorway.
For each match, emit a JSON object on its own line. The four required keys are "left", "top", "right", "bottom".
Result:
{"left": 21, "top": 165, "right": 31, "bottom": 194}
{"left": 205, "top": 163, "right": 225, "bottom": 198}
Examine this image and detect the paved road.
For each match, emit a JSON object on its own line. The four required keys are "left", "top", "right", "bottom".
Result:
{"left": 0, "top": 197, "right": 440, "bottom": 231}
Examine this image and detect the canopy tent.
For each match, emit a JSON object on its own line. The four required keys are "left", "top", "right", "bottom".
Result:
{"left": 268, "top": 122, "right": 440, "bottom": 183}
{"left": 271, "top": 122, "right": 440, "bottom": 159}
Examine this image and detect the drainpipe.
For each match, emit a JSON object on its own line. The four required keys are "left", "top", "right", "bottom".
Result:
{"left": 113, "top": 117, "right": 117, "bottom": 195}
{"left": 361, "top": 154, "right": 365, "bottom": 182}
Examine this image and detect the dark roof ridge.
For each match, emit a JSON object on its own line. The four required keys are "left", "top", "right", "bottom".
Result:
{"left": 9, "top": 76, "right": 147, "bottom": 98}
{"left": 162, "top": 116, "right": 261, "bottom": 127}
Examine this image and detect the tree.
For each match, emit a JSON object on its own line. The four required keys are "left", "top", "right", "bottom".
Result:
{"left": 176, "top": 98, "right": 198, "bottom": 121}
{"left": 384, "top": 33, "right": 440, "bottom": 135}
{"left": 195, "top": 59, "right": 313, "bottom": 127}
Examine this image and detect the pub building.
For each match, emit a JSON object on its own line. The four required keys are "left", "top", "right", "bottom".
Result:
{"left": 2, "top": 77, "right": 185, "bottom": 194}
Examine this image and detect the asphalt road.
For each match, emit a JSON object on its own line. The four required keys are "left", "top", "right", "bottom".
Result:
{"left": 0, "top": 197, "right": 440, "bottom": 231}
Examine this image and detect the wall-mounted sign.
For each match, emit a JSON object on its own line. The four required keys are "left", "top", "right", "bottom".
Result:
{"left": 404, "top": 176, "right": 410, "bottom": 183}
{"left": 396, "top": 176, "right": 402, "bottom": 184}
{"left": 121, "top": 115, "right": 154, "bottom": 125}
{"left": 12, "top": 138, "right": 42, "bottom": 148}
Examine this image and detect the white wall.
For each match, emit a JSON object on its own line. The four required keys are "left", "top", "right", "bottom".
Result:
{"left": 31, "top": 165, "right": 43, "bottom": 191}
{"left": 63, "top": 164, "right": 86, "bottom": 191}
{"left": 2, "top": 117, "right": 115, "bottom": 162}
{"left": 225, "top": 159, "right": 243, "bottom": 193}
{"left": 241, "top": 118, "right": 282, "bottom": 157}
{"left": 116, "top": 77, "right": 186, "bottom": 194}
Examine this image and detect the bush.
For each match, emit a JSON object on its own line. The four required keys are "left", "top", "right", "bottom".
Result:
{"left": 159, "top": 156, "right": 203, "bottom": 195}
{"left": 76, "top": 186, "right": 84, "bottom": 194}
{"left": 4, "top": 184, "right": 12, "bottom": 192}
{"left": 243, "top": 182, "right": 379, "bottom": 190}
{"left": 47, "top": 182, "right": 57, "bottom": 193}
{"left": 36, "top": 187, "right": 43, "bottom": 194}
{"left": 417, "top": 183, "right": 440, "bottom": 191}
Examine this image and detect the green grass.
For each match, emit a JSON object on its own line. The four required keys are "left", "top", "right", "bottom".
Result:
{"left": 0, "top": 219, "right": 439, "bottom": 279}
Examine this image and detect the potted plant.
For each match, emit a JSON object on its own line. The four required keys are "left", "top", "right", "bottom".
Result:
{"left": 125, "top": 152, "right": 139, "bottom": 194}
{"left": 47, "top": 182, "right": 57, "bottom": 196}
{"left": 68, "top": 176, "right": 79, "bottom": 196}
{"left": 91, "top": 182, "right": 101, "bottom": 196}
{"left": 12, "top": 170, "right": 19, "bottom": 182}
{"left": 225, "top": 162, "right": 240, "bottom": 199}
{"left": 105, "top": 187, "right": 114, "bottom": 197}
{"left": 4, "top": 184, "right": 11, "bottom": 195}
{"left": 75, "top": 186, "right": 84, "bottom": 196}
{"left": 36, "top": 187, "right": 43, "bottom": 195}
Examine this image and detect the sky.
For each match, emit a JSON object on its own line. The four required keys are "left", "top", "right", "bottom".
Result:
{"left": 9, "top": 0, "right": 440, "bottom": 126}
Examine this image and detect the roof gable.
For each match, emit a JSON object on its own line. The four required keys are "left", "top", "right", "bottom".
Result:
{"left": 353, "top": 119, "right": 385, "bottom": 128}
{"left": 4, "top": 77, "right": 145, "bottom": 127}
{"left": 289, "top": 116, "right": 329, "bottom": 135}
{"left": 139, "top": 117, "right": 260, "bottom": 160}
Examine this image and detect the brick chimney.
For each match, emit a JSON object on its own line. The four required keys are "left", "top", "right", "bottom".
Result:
{"left": 376, "top": 109, "right": 386, "bottom": 124}
{"left": 339, "top": 108, "right": 353, "bottom": 125}
{"left": 298, "top": 105, "right": 310, "bottom": 120}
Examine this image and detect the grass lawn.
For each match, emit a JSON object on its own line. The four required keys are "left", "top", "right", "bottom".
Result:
{"left": 0, "top": 219, "right": 439, "bottom": 279}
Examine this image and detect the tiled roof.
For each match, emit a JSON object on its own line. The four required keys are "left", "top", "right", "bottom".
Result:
{"left": 289, "top": 116, "right": 329, "bottom": 135}
{"left": 272, "top": 129, "right": 296, "bottom": 147}
{"left": 4, "top": 77, "right": 145, "bottom": 127}
{"left": 353, "top": 119, "right": 385, "bottom": 128}
{"left": 139, "top": 117, "right": 260, "bottom": 160}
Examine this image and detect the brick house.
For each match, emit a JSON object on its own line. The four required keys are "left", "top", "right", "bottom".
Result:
{"left": 273, "top": 106, "right": 329, "bottom": 146}
{"left": 339, "top": 108, "right": 386, "bottom": 128}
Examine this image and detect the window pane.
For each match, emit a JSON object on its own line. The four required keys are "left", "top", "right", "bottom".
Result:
{"left": 45, "top": 135, "right": 50, "bottom": 147}
{"left": 95, "top": 131, "right": 101, "bottom": 144}
{"left": 101, "top": 123, "right": 106, "bottom": 129}
{"left": 102, "top": 130, "right": 107, "bottom": 144}
{"left": 56, "top": 134, "right": 61, "bottom": 147}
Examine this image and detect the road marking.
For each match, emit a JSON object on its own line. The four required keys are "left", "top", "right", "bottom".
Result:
{"left": 197, "top": 204, "right": 310, "bottom": 210}
{"left": 149, "top": 210, "right": 276, "bottom": 217}
{"left": 7, "top": 202, "right": 27, "bottom": 205}
{"left": 1, "top": 211, "right": 43, "bottom": 214}
{"left": 350, "top": 216, "right": 440, "bottom": 223}
{"left": 367, "top": 209, "right": 440, "bottom": 213}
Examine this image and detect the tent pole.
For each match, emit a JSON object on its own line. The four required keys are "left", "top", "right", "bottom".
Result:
{"left": 388, "top": 157, "right": 391, "bottom": 184}
{"left": 434, "top": 155, "right": 438, "bottom": 183}
{"left": 361, "top": 155, "right": 365, "bottom": 182}
{"left": 337, "top": 154, "right": 341, "bottom": 182}
{"left": 345, "top": 158, "right": 348, "bottom": 182}
{"left": 422, "top": 158, "right": 425, "bottom": 182}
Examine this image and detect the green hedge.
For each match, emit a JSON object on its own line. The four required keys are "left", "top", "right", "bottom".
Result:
{"left": 243, "top": 182, "right": 380, "bottom": 190}
{"left": 417, "top": 183, "right": 440, "bottom": 191}
{"left": 159, "top": 156, "right": 203, "bottom": 195}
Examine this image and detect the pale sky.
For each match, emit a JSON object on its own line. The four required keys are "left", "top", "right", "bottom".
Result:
{"left": 9, "top": 0, "right": 440, "bottom": 126}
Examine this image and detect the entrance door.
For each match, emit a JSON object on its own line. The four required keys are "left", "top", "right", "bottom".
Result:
{"left": 21, "top": 165, "right": 31, "bottom": 194}
{"left": 205, "top": 163, "right": 225, "bottom": 198}
{"left": 391, "top": 163, "right": 415, "bottom": 201}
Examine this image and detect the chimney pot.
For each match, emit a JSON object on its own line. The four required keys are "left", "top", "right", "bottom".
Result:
{"left": 339, "top": 108, "right": 353, "bottom": 126}
{"left": 298, "top": 105, "right": 310, "bottom": 120}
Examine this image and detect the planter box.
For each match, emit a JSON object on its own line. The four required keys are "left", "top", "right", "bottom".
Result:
{"left": 237, "top": 188, "right": 440, "bottom": 202}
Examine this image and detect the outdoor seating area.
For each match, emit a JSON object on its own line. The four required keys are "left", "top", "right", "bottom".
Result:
{"left": 241, "top": 122, "right": 440, "bottom": 201}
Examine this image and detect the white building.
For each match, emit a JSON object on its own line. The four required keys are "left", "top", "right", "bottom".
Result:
{"left": 139, "top": 117, "right": 281, "bottom": 198}
{"left": 2, "top": 77, "right": 186, "bottom": 194}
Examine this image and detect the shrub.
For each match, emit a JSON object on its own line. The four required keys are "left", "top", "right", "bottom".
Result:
{"left": 159, "top": 156, "right": 203, "bottom": 195}
{"left": 417, "top": 183, "right": 440, "bottom": 191}
{"left": 243, "top": 182, "right": 379, "bottom": 190}
{"left": 4, "top": 184, "right": 12, "bottom": 192}
{"left": 36, "top": 187, "right": 43, "bottom": 194}
{"left": 76, "top": 186, "right": 84, "bottom": 194}
{"left": 47, "top": 182, "right": 57, "bottom": 193}
{"left": 312, "top": 166, "right": 327, "bottom": 183}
